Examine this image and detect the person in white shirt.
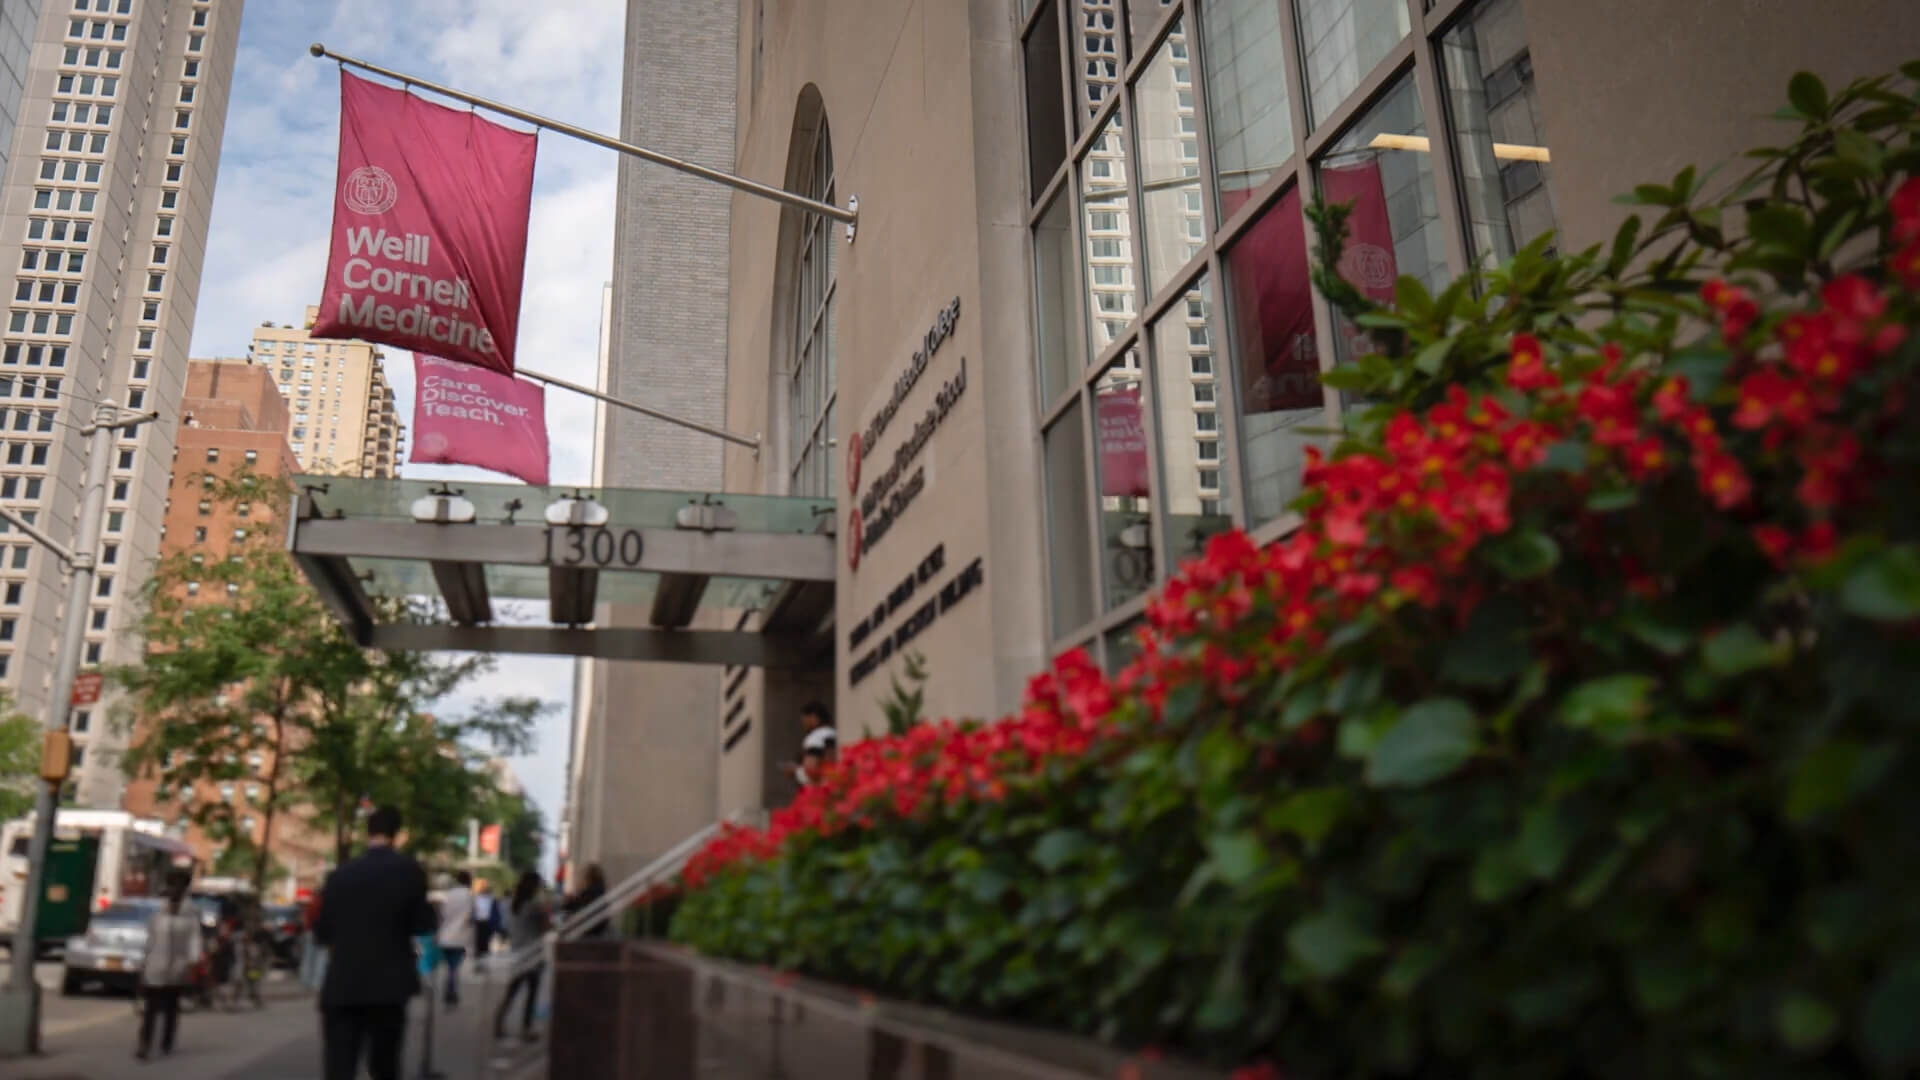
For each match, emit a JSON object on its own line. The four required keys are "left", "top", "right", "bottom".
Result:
{"left": 137, "top": 869, "right": 204, "bottom": 1060}
{"left": 786, "top": 701, "right": 837, "bottom": 786}
{"left": 435, "top": 870, "right": 475, "bottom": 1007}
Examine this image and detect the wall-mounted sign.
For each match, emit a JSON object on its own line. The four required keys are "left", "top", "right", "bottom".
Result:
{"left": 848, "top": 542, "right": 985, "bottom": 687}
{"left": 847, "top": 297, "right": 967, "bottom": 573}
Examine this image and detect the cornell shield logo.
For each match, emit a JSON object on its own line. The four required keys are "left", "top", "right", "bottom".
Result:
{"left": 342, "top": 165, "right": 399, "bottom": 215}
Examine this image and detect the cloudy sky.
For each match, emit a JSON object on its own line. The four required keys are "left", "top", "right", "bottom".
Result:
{"left": 188, "top": 0, "right": 628, "bottom": 866}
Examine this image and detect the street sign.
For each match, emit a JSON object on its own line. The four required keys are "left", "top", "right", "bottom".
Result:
{"left": 70, "top": 671, "right": 103, "bottom": 706}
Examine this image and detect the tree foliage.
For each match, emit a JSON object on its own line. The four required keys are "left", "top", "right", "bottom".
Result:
{"left": 671, "top": 66, "right": 1920, "bottom": 1077}
{"left": 0, "top": 693, "right": 39, "bottom": 820}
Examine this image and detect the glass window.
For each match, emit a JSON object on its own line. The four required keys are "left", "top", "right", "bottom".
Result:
{"left": 1150, "top": 275, "right": 1231, "bottom": 562}
{"left": 1073, "top": 3, "right": 1121, "bottom": 122}
{"left": 1223, "top": 184, "right": 1324, "bottom": 525}
{"left": 1024, "top": 0, "right": 1068, "bottom": 198}
{"left": 1128, "top": 0, "right": 1177, "bottom": 54}
{"left": 1293, "top": 0, "right": 1411, "bottom": 127}
{"left": 1316, "top": 75, "right": 1448, "bottom": 365}
{"left": 1042, "top": 397, "right": 1096, "bottom": 637}
{"left": 1132, "top": 17, "right": 1204, "bottom": 295}
{"left": 1032, "top": 194, "right": 1082, "bottom": 407}
{"left": 1441, "top": 0, "right": 1556, "bottom": 264}
{"left": 1203, "top": 0, "right": 1295, "bottom": 217}
{"left": 1091, "top": 350, "right": 1152, "bottom": 610}
{"left": 1081, "top": 111, "right": 1134, "bottom": 356}
{"left": 786, "top": 119, "right": 835, "bottom": 496}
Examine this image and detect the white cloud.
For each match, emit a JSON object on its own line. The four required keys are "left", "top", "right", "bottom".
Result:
{"left": 191, "top": 2, "right": 627, "bottom": 844}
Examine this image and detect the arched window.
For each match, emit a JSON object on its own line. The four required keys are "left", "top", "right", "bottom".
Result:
{"left": 787, "top": 119, "right": 835, "bottom": 496}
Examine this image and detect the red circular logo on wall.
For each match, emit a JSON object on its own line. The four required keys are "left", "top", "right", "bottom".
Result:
{"left": 846, "top": 431, "right": 863, "bottom": 496}
{"left": 847, "top": 508, "right": 864, "bottom": 572}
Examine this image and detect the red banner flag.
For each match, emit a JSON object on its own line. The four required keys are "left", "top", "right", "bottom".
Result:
{"left": 1096, "top": 384, "right": 1151, "bottom": 497}
{"left": 409, "top": 354, "right": 550, "bottom": 485}
{"left": 313, "top": 71, "right": 537, "bottom": 377}
{"left": 479, "top": 824, "right": 502, "bottom": 857}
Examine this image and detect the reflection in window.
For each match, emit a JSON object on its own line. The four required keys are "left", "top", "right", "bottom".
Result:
{"left": 1150, "top": 274, "right": 1231, "bottom": 562}
{"left": 1293, "top": 0, "right": 1411, "bottom": 127}
{"left": 1316, "top": 76, "right": 1448, "bottom": 365}
{"left": 1133, "top": 17, "right": 1203, "bottom": 296}
{"left": 1091, "top": 350, "right": 1152, "bottom": 610}
{"left": 1025, "top": 0, "right": 1068, "bottom": 198}
{"left": 1043, "top": 398, "right": 1096, "bottom": 637}
{"left": 1441, "top": 0, "right": 1556, "bottom": 263}
{"left": 1034, "top": 195, "right": 1082, "bottom": 407}
{"left": 1223, "top": 185, "right": 1323, "bottom": 525}
{"left": 1074, "top": 0, "right": 1122, "bottom": 122}
{"left": 1081, "top": 111, "right": 1134, "bottom": 357}
{"left": 1203, "top": 0, "right": 1295, "bottom": 219}
{"left": 1104, "top": 616, "right": 1144, "bottom": 673}
{"left": 1126, "top": 0, "right": 1177, "bottom": 54}
{"left": 788, "top": 119, "right": 836, "bottom": 497}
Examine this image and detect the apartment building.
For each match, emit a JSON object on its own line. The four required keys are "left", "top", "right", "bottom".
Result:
{"left": 0, "top": 0, "right": 241, "bottom": 807}
{"left": 249, "top": 305, "right": 404, "bottom": 478}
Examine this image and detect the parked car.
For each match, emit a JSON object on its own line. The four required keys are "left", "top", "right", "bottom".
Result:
{"left": 61, "top": 898, "right": 164, "bottom": 995}
{"left": 262, "top": 903, "right": 303, "bottom": 968}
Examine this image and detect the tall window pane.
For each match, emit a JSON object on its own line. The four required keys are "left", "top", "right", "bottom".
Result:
{"left": 1025, "top": 0, "right": 1069, "bottom": 198}
{"left": 1075, "top": 0, "right": 1122, "bottom": 123}
{"left": 788, "top": 121, "right": 836, "bottom": 496}
{"left": 1202, "top": 0, "right": 1296, "bottom": 219}
{"left": 1034, "top": 194, "right": 1082, "bottom": 407}
{"left": 1150, "top": 274, "right": 1231, "bottom": 563}
{"left": 1316, "top": 76, "right": 1447, "bottom": 365}
{"left": 1133, "top": 16, "right": 1203, "bottom": 295}
{"left": 1126, "top": 0, "right": 1177, "bottom": 55}
{"left": 1293, "top": 0, "right": 1410, "bottom": 128}
{"left": 1081, "top": 111, "right": 1136, "bottom": 358}
{"left": 1044, "top": 399, "right": 1097, "bottom": 637}
{"left": 1092, "top": 348, "right": 1152, "bottom": 610}
{"left": 1224, "top": 185, "right": 1322, "bottom": 525}
{"left": 1441, "top": 0, "right": 1556, "bottom": 263}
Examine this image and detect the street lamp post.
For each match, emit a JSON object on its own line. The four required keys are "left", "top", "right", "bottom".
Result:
{"left": 0, "top": 402, "right": 158, "bottom": 1057}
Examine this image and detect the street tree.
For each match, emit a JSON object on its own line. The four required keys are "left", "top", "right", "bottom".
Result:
{"left": 0, "top": 692, "right": 38, "bottom": 820}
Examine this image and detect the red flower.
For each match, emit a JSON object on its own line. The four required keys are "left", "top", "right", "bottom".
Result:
{"left": 1625, "top": 436, "right": 1671, "bottom": 480}
{"left": 1895, "top": 240, "right": 1920, "bottom": 290}
{"left": 1892, "top": 175, "right": 1920, "bottom": 244}
{"left": 1653, "top": 377, "right": 1692, "bottom": 422}
{"left": 1677, "top": 408, "right": 1723, "bottom": 454}
{"left": 1822, "top": 274, "right": 1888, "bottom": 324}
{"left": 1499, "top": 420, "right": 1556, "bottom": 469}
{"left": 1390, "top": 565, "right": 1438, "bottom": 607}
{"left": 1733, "top": 368, "right": 1815, "bottom": 430}
{"left": 1696, "top": 450, "right": 1753, "bottom": 510}
{"left": 1506, "top": 333, "right": 1559, "bottom": 390}
{"left": 1752, "top": 524, "right": 1793, "bottom": 567}
{"left": 1799, "top": 521, "right": 1839, "bottom": 563}
{"left": 1702, "top": 278, "right": 1760, "bottom": 341}
{"left": 1576, "top": 380, "right": 1640, "bottom": 447}
{"left": 1232, "top": 1065, "right": 1283, "bottom": 1080}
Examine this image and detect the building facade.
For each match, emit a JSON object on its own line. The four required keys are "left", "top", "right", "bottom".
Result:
{"left": 249, "top": 305, "right": 404, "bottom": 478}
{"left": 569, "top": 0, "right": 742, "bottom": 884}
{"left": 0, "top": 0, "right": 241, "bottom": 807}
{"left": 689, "top": 0, "right": 1920, "bottom": 820}
{"left": 0, "top": 1, "right": 45, "bottom": 183}
{"left": 117, "top": 358, "right": 329, "bottom": 891}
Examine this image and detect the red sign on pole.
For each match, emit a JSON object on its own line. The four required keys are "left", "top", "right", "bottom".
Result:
{"left": 479, "top": 824, "right": 502, "bottom": 858}
{"left": 312, "top": 71, "right": 538, "bottom": 377}
{"left": 70, "top": 671, "right": 103, "bottom": 707}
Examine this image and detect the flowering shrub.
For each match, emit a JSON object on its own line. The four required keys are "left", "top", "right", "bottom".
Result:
{"left": 672, "top": 67, "right": 1920, "bottom": 1076}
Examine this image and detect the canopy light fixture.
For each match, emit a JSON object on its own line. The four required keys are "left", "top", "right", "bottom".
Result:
{"left": 1367, "top": 133, "right": 1551, "bottom": 163}
{"left": 411, "top": 483, "right": 476, "bottom": 524}
{"left": 545, "top": 491, "right": 610, "bottom": 528}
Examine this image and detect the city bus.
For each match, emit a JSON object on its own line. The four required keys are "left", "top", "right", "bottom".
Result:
{"left": 0, "top": 810, "right": 196, "bottom": 952}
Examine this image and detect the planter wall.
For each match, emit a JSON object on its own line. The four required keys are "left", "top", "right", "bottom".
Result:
{"left": 547, "top": 939, "right": 1224, "bottom": 1080}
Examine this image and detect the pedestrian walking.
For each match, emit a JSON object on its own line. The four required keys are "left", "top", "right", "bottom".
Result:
{"left": 472, "top": 878, "right": 502, "bottom": 971}
{"left": 493, "top": 871, "right": 549, "bottom": 1044}
{"left": 135, "top": 868, "right": 202, "bottom": 1061}
{"left": 436, "top": 869, "right": 474, "bottom": 1006}
{"left": 314, "top": 805, "right": 437, "bottom": 1080}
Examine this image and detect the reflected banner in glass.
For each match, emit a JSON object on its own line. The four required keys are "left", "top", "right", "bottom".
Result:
{"left": 1220, "top": 186, "right": 1319, "bottom": 412}
{"left": 1095, "top": 385, "right": 1150, "bottom": 497}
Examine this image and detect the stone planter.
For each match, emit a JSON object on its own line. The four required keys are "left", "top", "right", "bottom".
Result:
{"left": 548, "top": 939, "right": 1226, "bottom": 1079}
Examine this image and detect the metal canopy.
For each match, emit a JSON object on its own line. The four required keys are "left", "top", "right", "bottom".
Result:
{"left": 288, "top": 476, "right": 837, "bottom": 668}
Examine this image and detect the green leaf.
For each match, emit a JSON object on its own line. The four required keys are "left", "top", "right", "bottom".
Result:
{"left": 1787, "top": 740, "right": 1897, "bottom": 822}
{"left": 1622, "top": 604, "right": 1696, "bottom": 657}
{"left": 1841, "top": 546, "right": 1920, "bottom": 621}
{"left": 1747, "top": 205, "right": 1813, "bottom": 254}
{"left": 1472, "top": 845, "right": 1529, "bottom": 903}
{"left": 1206, "top": 830, "right": 1267, "bottom": 887}
{"left": 1410, "top": 338, "right": 1452, "bottom": 376}
{"left": 1516, "top": 805, "right": 1574, "bottom": 880}
{"left": 1287, "top": 906, "right": 1382, "bottom": 979}
{"left": 1608, "top": 214, "right": 1643, "bottom": 272}
{"left": 1628, "top": 183, "right": 1674, "bottom": 207}
{"left": 1775, "top": 992, "right": 1839, "bottom": 1053}
{"left": 1265, "top": 788, "right": 1350, "bottom": 851}
{"left": 1585, "top": 488, "right": 1639, "bottom": 513}
{"left": 1859, "top": 956, "right": 1920, "bottom": 1071}
{"left": 1571, "top": 848, "right": 1630, "bottom": 908}
{"left": 1380, "top": 943, "right": 1442, "bottom": 999}
{"left": 1559, "top": 675, "right": 1655, "bottom": 735}
{"left": 1631, "top": 951, "right": 1708, "bottom": 1013}
{"left": 1541, "top": 440, "right": 1589, "bottom": 473}
{"left": 1668, "top": 347, "right": 1734, "bottom": 398}
{"left": 1318, "top": 366, "right": 1372, "bottom": 391}
{"left": 1366, "top": 699, "right": 1478, "bottom": 788}
{"left": 1484, "top": 529, "right": 1561, "bottom": 580}
{"left": 1440, "top": 596, "right": 1529, "bottom": 688}
{"left": 1702, "top": 623, "right": 1783, "bottom": 676}
{"left": 1788, "top": 70, "right": 1830, "bottom": 118}
{"left": 1394, "top": 275, "right": 1435, "bottom": 321}
{"left": 1031, "top": 828, "right": 1092, "bottom": 873}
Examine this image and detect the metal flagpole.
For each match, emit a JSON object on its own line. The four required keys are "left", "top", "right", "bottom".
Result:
{"left": 515, "top": 368, "right": 761, "bottom": 453}
{"left": 307, "top": 44, "right": 857, "bottom": 230}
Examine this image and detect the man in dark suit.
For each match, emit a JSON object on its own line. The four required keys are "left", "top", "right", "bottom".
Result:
{"left": 315, "top": 805, "right": 436, "bottom": 1080}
